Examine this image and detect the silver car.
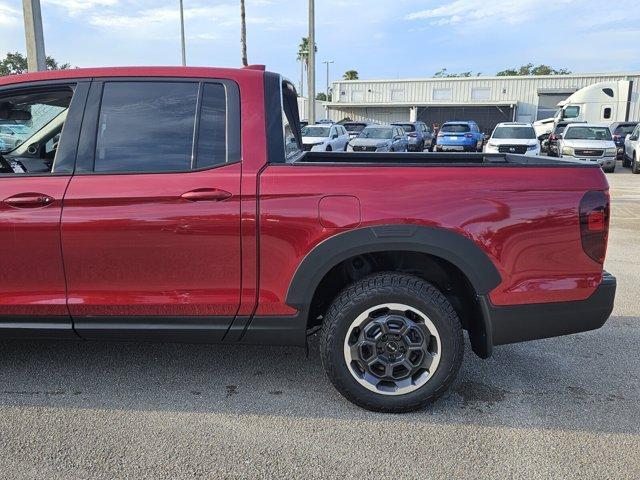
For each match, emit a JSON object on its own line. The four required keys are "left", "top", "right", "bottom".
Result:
{"left": 347, "top": 125, "right": 408, "bottom": 152}
{"left": 0, "top": 124, "right": 30, "bottom": 150}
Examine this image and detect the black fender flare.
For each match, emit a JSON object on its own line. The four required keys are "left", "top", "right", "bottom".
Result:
{"left": 285, "top": 224, "right": 502, "bottom": 310}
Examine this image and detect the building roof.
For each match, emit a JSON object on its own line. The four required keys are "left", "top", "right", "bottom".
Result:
{"left": 336, "top": 72, "right": 640, "bottom": 84}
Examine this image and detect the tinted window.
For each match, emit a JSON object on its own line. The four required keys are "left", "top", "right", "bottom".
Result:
{"left": 492, "top": 127, "right": 536, "bottom": 139}
{"left": 563, "top": 106, "right": 580, "bottom": 119}
{"left": 344, "top": 123, "right": 367, "bottom": 133}
{"left": 359, "top": 127, "right": 393, "bottom": 139}
{"left": 394, "top": 123, "right": 415, "bottom": 132}
{"left": 613, "top": 124, "right": 636, "bottom": 135}
{"left": 302, "top": 126, "right": 331, "bottom": 137}
{"left": 95, "top": 82, "right": 198, "bottom": 173}
{"left": 196, "top": 83, "right": 227, "bottom": 169}
{"left": 564, "top": 126, "right": 612, "bottom": 141}
{"left": 441, "top": 123, "right": 470, "bottom": 133}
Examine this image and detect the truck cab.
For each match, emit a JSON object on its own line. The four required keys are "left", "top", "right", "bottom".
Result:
{"left": 534, "top": 80, "right": 635, "bottom": 137}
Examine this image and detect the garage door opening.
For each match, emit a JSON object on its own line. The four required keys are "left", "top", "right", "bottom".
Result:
{"left": 417, "top": 105, "right": 515, "bottom": 135}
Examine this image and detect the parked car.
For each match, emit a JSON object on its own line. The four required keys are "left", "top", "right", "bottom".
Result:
{"left": 557, "top": 123, "right": 617, "bottom": 173}
{"left": 347, "top": 125, "right": 408, "bottom": 152}
{"left": 342, "top": 121, "right": 370, "bottom": 139}
{"left": 623, "top": 123, "right": 640, "bottom": 173}
{"left": 0, "top": 123, "right": 30, "bottom": 150}
{"left": 435, "top": 121, "right": 484, "bottom": 152}
{"left": 0, "top": 66, "right": 616, "bottom": 413}
{"left": 610, "top": 122, "right": 638, "bottom": 163}
{"left": 391, "top": 122, "right": 435, "bottom": 152}
{"left": 301, "top": 124, "right": 349, "bottom": 152}
{"left": 547, "top": 121, "right": 586, "bottom": 157}
{"left": 484, "top": 122, "right": 540, "bottom": 155}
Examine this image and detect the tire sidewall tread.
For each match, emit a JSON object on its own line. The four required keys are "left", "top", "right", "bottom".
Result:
{"left": 319, "top": 272, "right": 464, "bottom": 413}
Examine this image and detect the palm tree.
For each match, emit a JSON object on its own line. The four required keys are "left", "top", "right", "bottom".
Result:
{"left": 296, "top": 37, "right": 317, "bottom": 96}
{"left": 343, "top": 70, "right": 359, "bottom": 80}
{"left": 240, "top": 0, "right": 248, "bottom": 66}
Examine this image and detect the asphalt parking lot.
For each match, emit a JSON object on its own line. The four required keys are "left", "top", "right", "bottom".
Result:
{"left": 0, "top": 166, "right": 638, "bottom": 480}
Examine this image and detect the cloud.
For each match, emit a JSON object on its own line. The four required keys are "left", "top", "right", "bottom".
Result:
{"left": 0, "top": 1, "right": 20, "bottom": 26}
{"left": 406, "top": 0, "right": 576, "bottom": 26}
{"left": 43, "top": 0, "right": 120, "bottom": 17}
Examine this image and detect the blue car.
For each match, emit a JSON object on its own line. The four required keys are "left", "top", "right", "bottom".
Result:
{"left": 435, "top": 121, "right": 484, "bottom": 152}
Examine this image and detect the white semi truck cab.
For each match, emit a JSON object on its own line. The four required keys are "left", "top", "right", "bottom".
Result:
{"left": 534, "top": 80, "right": 636, "bottom": 137}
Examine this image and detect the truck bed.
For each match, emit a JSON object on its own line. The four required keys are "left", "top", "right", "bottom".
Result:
{"left": 296, "top": 152, "right": 597, "bottom": 167}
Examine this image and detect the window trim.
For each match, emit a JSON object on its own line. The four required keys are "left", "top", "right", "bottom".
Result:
{"left": 75, "top": 76, "right": 241, "bottom": 176}
{"left": 0, "top": 80, "right": 90, "bottom": 178}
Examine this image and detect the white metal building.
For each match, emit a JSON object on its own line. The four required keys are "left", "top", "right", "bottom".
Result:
{"left": 326, "top": 72, "right": 640, "bottom": 133}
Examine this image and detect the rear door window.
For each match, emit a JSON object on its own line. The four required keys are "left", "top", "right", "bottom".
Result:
{"left": 94, "top": 81, "right": 233, "bottom": 173}
{"left": 95, "top": 82, "right": 198, "bottom": 173}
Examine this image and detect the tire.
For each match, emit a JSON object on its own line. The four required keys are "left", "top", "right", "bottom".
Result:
{"left": 320, "top": 272, "right": 464, "bottom": 413}
{"left": 326, "top": 145, "right": 332, "bottom": 152}
{"left": 633, "top": 153, "right": 640, "bottom": 174}
{"left": 604, "top": 166, "right": 615, "bottom": 174}
{"left": 622, "top": 156, "right": 630, "bottom": 168}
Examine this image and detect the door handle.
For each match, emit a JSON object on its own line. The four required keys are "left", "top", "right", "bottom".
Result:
{"left": 3, "top": 193, "right": 55, "bottom": 208}
{"left": 180, "top": 188, "right": 232, "bottom": 202}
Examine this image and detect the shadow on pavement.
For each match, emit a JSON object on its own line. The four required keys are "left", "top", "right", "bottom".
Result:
{"left": 0, "top": 314, "right": 637, "bottom": 434}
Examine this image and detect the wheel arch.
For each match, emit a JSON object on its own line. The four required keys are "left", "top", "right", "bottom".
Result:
{"left": 286, "top": 224, "right": 501, "bottom": 311}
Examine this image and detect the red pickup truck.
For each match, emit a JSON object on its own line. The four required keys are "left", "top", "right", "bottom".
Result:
{"left": 0, "top": 66, "right": 616, "bottom": 412}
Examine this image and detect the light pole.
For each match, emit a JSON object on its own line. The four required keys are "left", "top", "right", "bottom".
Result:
{"left": 22, "top": 0, "right": 46, "bottom": 72}
{"left": 179, "top": 0, "right": 186, "bottom": 66}
{"left": 307, "top": 0, "right": 315, "bottom": 124}
{"left": 323, "top": 60, "right": 334, "bottom": 118}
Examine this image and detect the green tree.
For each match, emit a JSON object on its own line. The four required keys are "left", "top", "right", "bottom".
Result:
{"left": 316, "top": 92, "right": 332, "bottom": 101}
{"left": 433, "top": 68, "right": 481, "bottom": 78}
{"left": 343, "top": 70, "right": 359, "bottom": 80}
{"left": 296, "top": 37, "right": 317, "bottom": 71}
{"left": 496, "top": 63, "right": 571, "bottom": 76}
{"left": 0, "top": 52, "right": 71, "bottom": 76}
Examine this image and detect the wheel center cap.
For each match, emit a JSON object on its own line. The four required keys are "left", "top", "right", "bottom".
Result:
{"left": 386, "top": 341, "right": 399, "bottom": 354}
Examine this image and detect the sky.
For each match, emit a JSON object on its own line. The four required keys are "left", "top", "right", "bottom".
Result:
{"left": 1, "top": 0, "right": 640, "bottom": 92}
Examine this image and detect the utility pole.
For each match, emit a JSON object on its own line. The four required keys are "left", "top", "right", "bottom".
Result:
{"left": 307, "top": 0, "right": 316, "bottom": 124}
{"left": 179, "top": 0, "right": 187, "bottom": 66}
{"left": 22, "top": 0, "right": 46, "bottom": 72}
{"left": 240, "top": 0, "right": 248, "bottom": 66}
{"left": 323, "top": 60, "right": 334, "bottom": 117}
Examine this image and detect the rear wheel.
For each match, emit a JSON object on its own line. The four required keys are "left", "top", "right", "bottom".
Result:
{"left": 320, "top": 273, "right": 464, "bottom": 412}
{"left": 622, "top": 156, "right": 631, "bottom": 168}
{"left": 633, "top": 153, "right": 640, "bottom": 174}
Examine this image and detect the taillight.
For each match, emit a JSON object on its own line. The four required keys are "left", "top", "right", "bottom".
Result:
{"left": 579, "top": 190, "right": 610, "bottom": 264}
{"left": 465, "top": 133, "right": 473, "bottom": 138}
